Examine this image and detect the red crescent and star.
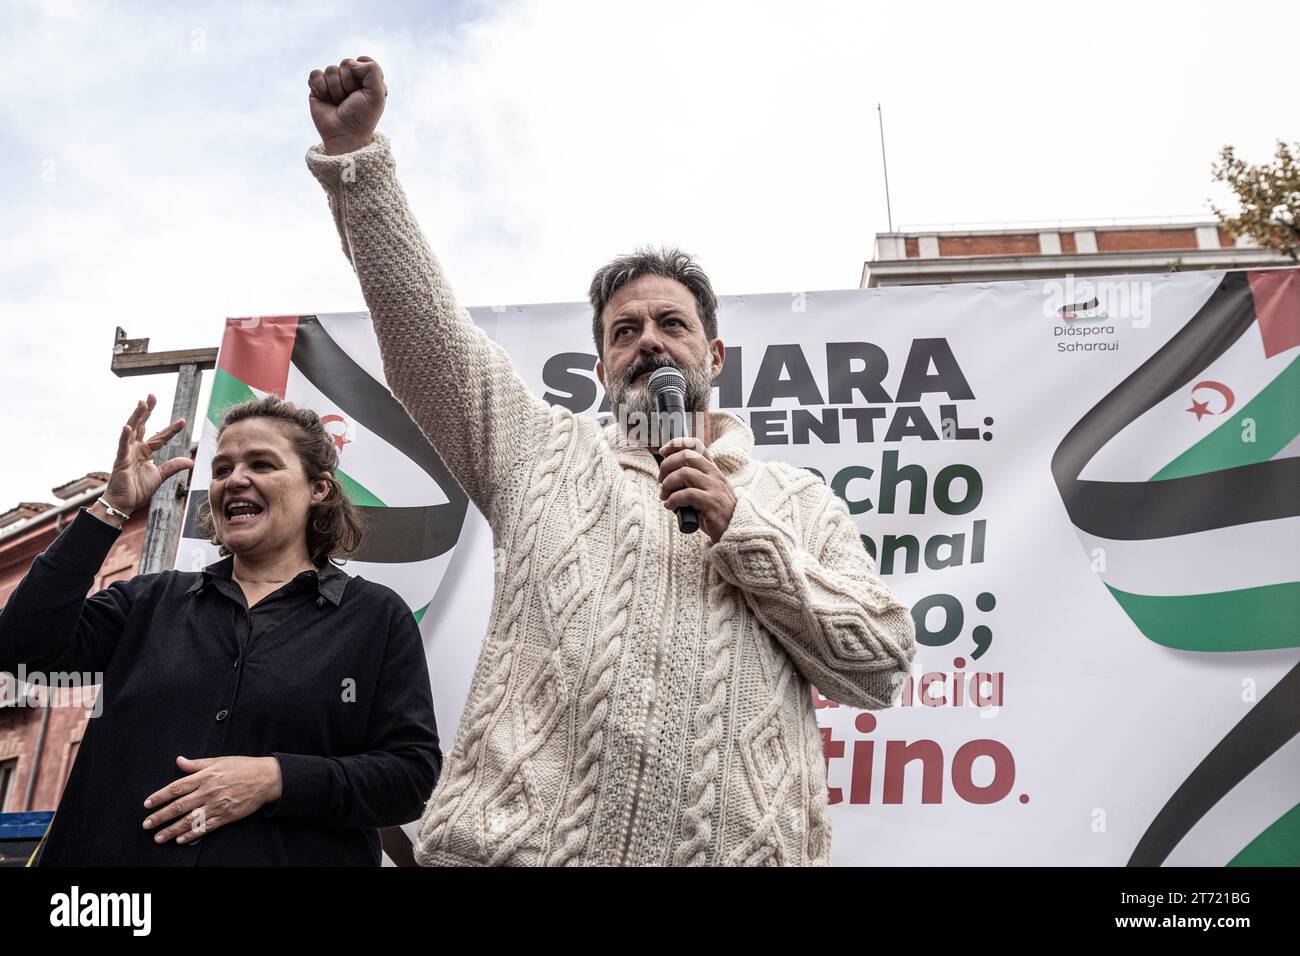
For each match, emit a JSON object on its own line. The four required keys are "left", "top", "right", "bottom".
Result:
{"left": 320, "top": 413, "right": 352, "bottom": 451}
{"left": 1186, "top": 380, "right": 1234, "bottom": 421}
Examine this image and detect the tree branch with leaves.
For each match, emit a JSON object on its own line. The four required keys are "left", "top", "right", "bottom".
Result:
{"left": 1211, "top": 140, "right": 1300, "bottom": 262}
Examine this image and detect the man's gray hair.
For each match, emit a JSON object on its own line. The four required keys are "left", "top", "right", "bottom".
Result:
{"left": 587, "top": 245, "right": 719, "bottom": 359}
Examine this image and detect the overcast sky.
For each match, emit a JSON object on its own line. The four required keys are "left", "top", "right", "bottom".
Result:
{"left": 2, "top": 0, "right": 1296, "bottom": 509}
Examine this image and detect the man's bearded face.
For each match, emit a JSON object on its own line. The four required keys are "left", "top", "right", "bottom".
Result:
{"left": 607, "top": 349, "right": 713, "bottom": 442}
{"left": 597, "top": 274, "right": 719, "bottom": 443}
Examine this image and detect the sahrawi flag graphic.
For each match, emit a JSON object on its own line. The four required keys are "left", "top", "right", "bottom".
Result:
{"left": 1053, "top": 268, "right": 1300, "bottom": 866}
{"left": 175, "top": 314, "right": 468, "bottom": 622}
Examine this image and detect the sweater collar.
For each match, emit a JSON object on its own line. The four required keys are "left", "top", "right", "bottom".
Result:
{"left": 601, "top": 409, "right": 754, "bottom": 478}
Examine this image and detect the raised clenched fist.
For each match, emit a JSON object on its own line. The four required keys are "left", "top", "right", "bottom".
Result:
{"left": 308, "top": 56, "right": 386, "bottom": 156}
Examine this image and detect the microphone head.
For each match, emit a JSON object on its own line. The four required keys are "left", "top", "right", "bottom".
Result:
{"left": 647, "top": 365, "right": 687, "bottom": 398}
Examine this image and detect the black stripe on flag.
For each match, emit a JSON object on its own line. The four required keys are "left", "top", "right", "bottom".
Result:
{"left": 1128, "top": 661, "right": 1300, "bottom": 866}
{"left": 289, "top": 316, "right": 469, "bottom": 564}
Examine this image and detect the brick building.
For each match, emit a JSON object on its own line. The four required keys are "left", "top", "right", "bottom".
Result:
{"left": 862, "top": 218, "right": 1291, "bottom": 287}
{"left": 0, "top": 474, "right": 146, "bottom": 813}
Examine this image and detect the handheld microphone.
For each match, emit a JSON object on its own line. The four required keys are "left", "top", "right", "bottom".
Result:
{"left": 648, "top": 366, "right": 700, "bottom": 535}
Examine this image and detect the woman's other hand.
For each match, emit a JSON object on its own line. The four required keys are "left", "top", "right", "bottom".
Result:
{"left": 142, "top": 755, "right": 283, "bottom": 844}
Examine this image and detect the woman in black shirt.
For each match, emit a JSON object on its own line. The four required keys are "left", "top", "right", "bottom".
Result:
{"left": 0, "top": 394, "right": 441, "bottom": 865}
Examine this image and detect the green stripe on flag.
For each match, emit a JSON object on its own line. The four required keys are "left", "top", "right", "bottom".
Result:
{"left": 1228, "top": 802, "right": 1300, "bottom": 866}
{"left": 1151, "top": 354, "right": 1300, "bottom": 481}
{"left": 1106, "top": 582, "right": 1300, "bottom": 651}
{"left": 207, "top": 367, "right": 258, "bottom": 426}
{"left": 336, "top": 468, "right": 385, "bottom": 507}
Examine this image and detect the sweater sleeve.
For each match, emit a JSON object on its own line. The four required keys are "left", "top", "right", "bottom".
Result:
{"left": 266, "top": 596, "right": 441, "bottom": 830}
{"left": 304, "top": 132, "right": 553, "bottom": 518}
{"left": 707, "top": 479, "right": 917, "bottom": 709}
{"left": 0, "top": 508, "right": 135, "bottom": 676}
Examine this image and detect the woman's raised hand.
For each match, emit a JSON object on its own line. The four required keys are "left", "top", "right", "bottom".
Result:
{"left": 101, "top": 395, "right": 194, "bottom": 516}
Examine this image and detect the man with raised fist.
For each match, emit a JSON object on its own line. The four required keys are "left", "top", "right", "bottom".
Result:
{"left": 305, "top": 56, "right": 915, "bottom": 867}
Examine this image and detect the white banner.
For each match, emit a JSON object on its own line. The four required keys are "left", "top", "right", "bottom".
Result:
{"left": 179, "top": 268, "right": 1300, "bottom": 866}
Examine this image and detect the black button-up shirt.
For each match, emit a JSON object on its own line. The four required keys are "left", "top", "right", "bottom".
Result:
{"left": 0, "top": 509, "right": 441, "bottom": 866}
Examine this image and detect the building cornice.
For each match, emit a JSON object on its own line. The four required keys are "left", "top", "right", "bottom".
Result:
{"left": 862, "top": 247, "right": 1292, "bottom": 288}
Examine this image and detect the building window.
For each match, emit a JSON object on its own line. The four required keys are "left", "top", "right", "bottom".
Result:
{"left": 0, "top": 758, "right": 17, "bottom": 812}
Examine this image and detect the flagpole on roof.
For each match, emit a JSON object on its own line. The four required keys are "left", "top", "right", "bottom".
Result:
{"left": 877, "top": 103, "right": 894, "bottom": 233}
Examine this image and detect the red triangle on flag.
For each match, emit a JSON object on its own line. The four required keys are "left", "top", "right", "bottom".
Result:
{"left": 219, "top": 316, "right": 300, "bottom": 398}
{"left": 1249, "top": 270, "right": 1300, "bottom": 358}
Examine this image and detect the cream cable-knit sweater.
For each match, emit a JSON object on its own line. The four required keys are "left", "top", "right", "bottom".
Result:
{"left": 306, "top": 133, "right": 917, "bottom": 866}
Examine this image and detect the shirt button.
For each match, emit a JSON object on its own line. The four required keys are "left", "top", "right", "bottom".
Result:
{"left": 215, "top": 708, "right": 229, "bottom": 722}
{"left": 316, "top": 596, "right": 326, "bottom": 607}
